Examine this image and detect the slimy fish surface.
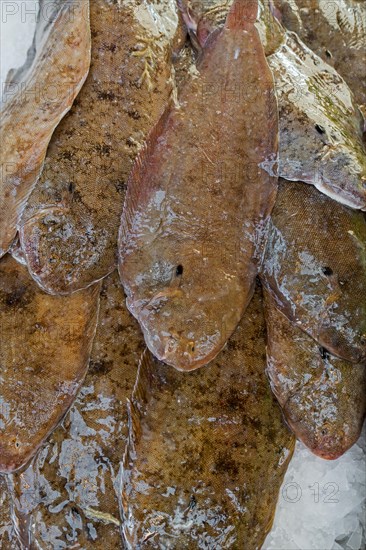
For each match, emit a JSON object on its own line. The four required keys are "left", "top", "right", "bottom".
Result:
{"left": 121, "top": 287, "right": 295, "bottom": 549}
{"left": 267, "top": 30, "right": 366, "bottom": 210}
{"left": 119, "top": 0, "right": 278, "bottom": 371}
{"left": 262, "top": 180, "right": 366, "bottom": 364}
{"left": 274, "top": 0, "right": 366, "bottom": 109}
{"left": 0, "top": 0, "right": 91, "bottom": 257}
{"left": 0, "top": 271, "right": 143, "bottom": 548}
{"left": 0, "top": 255, "right": 100, "bottom": 474}
{"left": 19, "top": 0, "right": 184, "bottom": 295}
{"left": 186, "top": 0, "right": 366, "bottom": 209}
{"left": 264, "top": 290, "right": 366, "bottom": 460}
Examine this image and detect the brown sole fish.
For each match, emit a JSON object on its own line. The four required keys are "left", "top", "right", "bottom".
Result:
{"left": 273, "top": 0, "right": 366, "bottom": 109}
{"left": 119, "top": 0, "right": 278, "bottom": 370}
{"left": 264, "top": 289, "right": 366, "bottom": 460}
{"left": 19, "top": 0, "right": 185, "bottom": 295}
{"left": 262, "top": 179, "right": 366, "bottom": 364}
{"left": 0, "top": 255, "right": 100, "bottom": 474}
{"left": 0, "top": 0, "right": 91, "bottom": 257}
{"left": 185, "top": 0, "right": 366, "bottom": 209}
{"left": 0, "top": 270, "right": 144, "bottom": 548}
{"left": 120, "top": 286, "right": 295, "bottom": 549}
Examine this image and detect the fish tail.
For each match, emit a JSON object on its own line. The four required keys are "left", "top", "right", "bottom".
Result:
{"left": 225, "top": 0, "right": 258, "bottom": 30}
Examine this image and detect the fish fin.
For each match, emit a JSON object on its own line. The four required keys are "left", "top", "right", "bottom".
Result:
{"left": 3, "top": 0, "right": 64, "bottom": 99}
{"left": 225, "top": 0, "right": 259, "bottom": 31}
{"left": 119, "top": 104, "right": 172, "bottom": 246}
{"left": 125, "top": 349, "right": 154, "bottom": 456}
{"left": 131, "top": 348, "right": 154, "bottom": 418}
{"left": 121, "top": 349, "right": 154, "bottom": 530}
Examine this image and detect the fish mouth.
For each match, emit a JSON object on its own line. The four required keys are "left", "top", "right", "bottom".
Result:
{"left": 0, "top": 444, "right": 33, "bottom": 474}
{"left": 140, "top": 323, "right": 216, "bottom": 372}
{"left": 313, "top": 177, "right": 366, "bottom": 211}
{"left": 284, "top": 406, "right": 357, "bottom": 461}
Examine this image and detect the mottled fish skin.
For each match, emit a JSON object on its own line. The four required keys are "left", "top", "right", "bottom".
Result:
{"left": 186, "top": 1, "right": 366, "bottom": 210}
{"left": 264, "top": 290, "right": 366, "bottom": 460}
{"left": 274, "top": 0, "right": 366, "bottom": 109}
{"left": 0, "top": 271, "right": 143, "bottom": 549}
{"left": 0, "top": 0, "right": 91, "bottom": 257}
{"left": 267, "top": 30, "right": 366, "bottom": 210}
{"left": 0, "top": 255, "right": 100, "bottom": 474}
{"left": 119, "top": 0, "right": 278, "bottom": 371}
{"left": 261, "top": 179, "right": 366, "bottom": 364}
{"left": 121, "top": 286, "right": 295, "bottom": 549}
{"left": 19, "top": 0, "right": 185, "bottom": 295}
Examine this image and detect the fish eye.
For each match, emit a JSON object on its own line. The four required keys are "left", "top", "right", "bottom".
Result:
{"left": 315, "top": 124, "right": 326, "bottom": 135}
{"left": 322, "top": 266, "right": 333, "bottom": 276}
{"left": 176, "top": 264, "right": 184, "bottom": 276}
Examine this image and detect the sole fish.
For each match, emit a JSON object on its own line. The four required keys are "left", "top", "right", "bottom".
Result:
{"left": 262, "top": 179, "right": 366, "bottom": 364}
{"left": 186, "top": 0, "right": 366, "bottom": 209}
{"left": 0, "top": 271, "right": 143, "bottom": 549}
{"left": 267, "top": 30, "right": 366, "bottom": 210}
{"left": 19, "top": 0, "right": 185, "bottom": 295}
{"left": 0, "top": 255, "right": 100, "bottom": 473}
{"left": 121, "top": 286, "right": 295, "bottom": 549}
{"left": 273, "top": 0, "right": 366, "bottom": 109}
{"left": 0, "top": 0, "right": 91, "bottom": 257}
{"left": 119, "top": 0, "right": 278, "bottom": 370}
{"left": 264, "top": 289, "right": 366, "bottom": 460}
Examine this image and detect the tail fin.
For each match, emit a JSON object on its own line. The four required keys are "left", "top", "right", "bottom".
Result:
{"left": 225, "top": 0, "right": 258, "bottom": 30}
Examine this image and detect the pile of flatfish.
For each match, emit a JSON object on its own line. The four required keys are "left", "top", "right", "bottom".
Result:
{"left": 0, "top": 0, "right": 365, "bottom": 547}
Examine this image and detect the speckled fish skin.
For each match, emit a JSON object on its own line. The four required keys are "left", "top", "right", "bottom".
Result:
{"left": 19, "top": 0, "right": 185, "bottom": 295}
{"left": 261, "top": 179, "right": 366, "bottom": 364}
{"left": 264, "top": 290, "right": 366, "bottom": 460}
{"left": 267, "top": 30, "right": 366, "bottom": 210}
{"left": 187, "top": 1, "right": 366, "bottom": 210}
{"left": 0, "top": 0, "right": 91, "bottom": 258}
{"left": 274, "top": 0, "right": 366, "bottom": 110}
{"left": 121, "top": 286, "right": 295, "bottom": 549}
{"left": 119, "top": 0, "right": 278, "bottom": 371}
{"left": 0, "top": 255, "right": 100, "bottom": 474}
{"left": 0, "top": 271, "right": 143, "bottom": 549}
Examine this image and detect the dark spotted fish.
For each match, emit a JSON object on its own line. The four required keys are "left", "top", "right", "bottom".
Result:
{"left": 185, "top": 0, "right": 366, "bottom": 210}
{"left": 19, "top": 0, "right": 184, "bottom": 295}
{"left": 262, "top": 180, "right": 366, "bottom": 364}
{"left": 264, "top": 289, "right": 366, "bottom": 460}
{"left": 0, "top": 0, "right": 91, "bottom": 257}
{"left": 0, "top": 271, "right": 143, "bottom": 548}
{"left": 0, "top": 255, "right": 100, "bottom": 473}
{"left": 121, "top": 286, "right": 295, "bottom": 549}
{"left": 273, "top": 0, "right": 366, "bottom": 109}
{"left": 119, "top": 0, "right": 278, "bottom": 370}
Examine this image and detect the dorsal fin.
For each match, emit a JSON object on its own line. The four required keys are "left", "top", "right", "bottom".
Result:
{"left": 120, "top": 349, "right": 154, "bottom": 546}
{"left": 119, "top": 103, "right": 173, "bottom": 249}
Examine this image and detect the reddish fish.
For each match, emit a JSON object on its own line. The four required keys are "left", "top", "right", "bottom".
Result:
{"left": 264, "top": 289, "right": 366, "bottom": 460}
{"left": 119, "top": 0, "right": 278, "bottom": 370}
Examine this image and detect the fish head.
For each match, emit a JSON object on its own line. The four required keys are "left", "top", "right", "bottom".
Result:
{"left": 20, "top": 207, "right": 114, "bottom": 294}
{"left": 283, "top": 359, "right": 366, "bottom": 460}
{"left": 122, "top": 253, "right": 248, "bottom": 371}
{"left": 316, "top": 148, "right": 366, "bottom": 211}
{"left": 0, "top": 437, "right": 34, "bottom": 474}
